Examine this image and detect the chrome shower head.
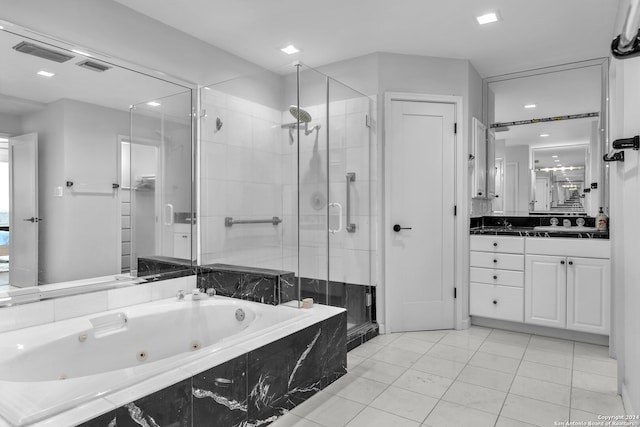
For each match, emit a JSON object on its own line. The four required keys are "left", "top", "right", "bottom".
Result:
{"left": 289, "top": 105, "right": 312, "bottom": 123}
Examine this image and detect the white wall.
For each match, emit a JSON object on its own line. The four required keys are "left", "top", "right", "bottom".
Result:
{"left": 505, "top": 145, "right": 531, "bottom": 213}
{"left": 0, "top": 112, "right": 22, "bottom": 136}
{"left": 610, "top": 54, "right": 640, "bottom": 416}
{"left": 21, "top": 99, "right": 135, "bottom": 283}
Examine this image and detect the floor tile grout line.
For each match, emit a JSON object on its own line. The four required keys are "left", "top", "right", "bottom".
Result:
{"left": 414, "top": 327, "right": 502, "bottom": 425}
{"left": 569, "top": 340, "right": 575, "bottom": 421}
{"left": 492, "top": 332, "right": 532, "bottom": 427}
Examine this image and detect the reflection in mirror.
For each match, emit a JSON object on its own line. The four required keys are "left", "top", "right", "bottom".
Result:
{"left": 532, "top": 145, "right": 587, "bottom": 213}
{"left": 0, "top": 26, "right": 194, "bottom": 296}
{"left": 485, "top": 60, "right": 607, "bottom": 216}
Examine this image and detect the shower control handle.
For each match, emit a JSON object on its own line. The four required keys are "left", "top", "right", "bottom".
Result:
{"left": 393, "top": 224, "right": 412, "bottom": 232}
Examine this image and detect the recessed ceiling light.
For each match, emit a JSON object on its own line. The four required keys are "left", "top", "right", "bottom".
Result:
{"left": 552, "top": 155, "right": 558, "bottom": 158}
{"left": 558, "top": 164, "right": 563, "bottom": 167}
{"left": 37, "top": 70, "right": 55, "bottom": 78}
{"left": 524, "top": 104, "right": 537, "bottom": 109}
{"left": 0, "top": 137, "right": 8, "bottom": 142}
{"left": 0, "top": 26, "right": 4, "bottom": 30}
{"left": 554, "top": 159, "right": 560, "bottom": 162}
{"left": 72, "top": 49, "right": 92, "bottom": 57}
{"left": 147, "top": 101, "right": 161, "bottom": 107}
{"left": 540, "top": 133, "right": 550, "bottom": 137}
{"left": 476, "top": 12, "right": 500, "bottom": 25}
{"left": 281, "top": 45, "right": 300, "bottom": 55}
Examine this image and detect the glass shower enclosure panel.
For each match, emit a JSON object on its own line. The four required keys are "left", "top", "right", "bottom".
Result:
{"left": 128, "top": 90, "right": 193, "bottom": 274}
{"left": 327, "top": 79, "right": 373, "bottom": 332}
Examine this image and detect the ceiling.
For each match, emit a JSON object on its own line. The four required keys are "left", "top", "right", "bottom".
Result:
{"left": 491, "top": 62, "right": 602, "bottom": 151}
{"left": 114, "top": 0, "right": 620, "bottom": 77}
{"left": 0, "top": 29, "right": 190, "bottom": 117}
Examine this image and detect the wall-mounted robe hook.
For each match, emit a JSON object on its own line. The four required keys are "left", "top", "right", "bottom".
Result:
{"left": 603, "top": 151, "right": 624, "bottom": 162}
{"left": 613, "top": 135, "right": 640, "bottom": 150}
{"left": 66, "top": 181, "right": 74, "bottom": 187}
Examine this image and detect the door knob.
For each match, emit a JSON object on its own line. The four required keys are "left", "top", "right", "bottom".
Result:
{"left": 393, "top": 224, "right": 412, "bottom": 232}
{"left": 23, "top": 217, "right": 43, "bottom": 223}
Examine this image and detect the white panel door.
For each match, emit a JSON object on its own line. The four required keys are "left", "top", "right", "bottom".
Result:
{"left": 525, "top": 254, "right": 567, "bottom": 328}
{"left": 386, "top": 100, "right": 455, "bottom": 332}
{"left": 9, "top": 133, "right": 39, "bottom": 287}
{"left": 567, "top": 257, "right": 610, "bottom": 334}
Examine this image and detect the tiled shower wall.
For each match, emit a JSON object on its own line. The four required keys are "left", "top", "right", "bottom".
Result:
{"left": 200, "top": 89, "right": 286, "bottom": 271}
{"left": 200, "top": 89, "right": 377, "bottom": 288}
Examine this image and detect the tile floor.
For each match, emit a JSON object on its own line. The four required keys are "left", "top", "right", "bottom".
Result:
{"left": 271, "top": 326, "right": 625, "bottom": 427}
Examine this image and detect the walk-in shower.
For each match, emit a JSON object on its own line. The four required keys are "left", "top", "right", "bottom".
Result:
{"left": 199, "top": 62, "right": 376, "bottom": 346}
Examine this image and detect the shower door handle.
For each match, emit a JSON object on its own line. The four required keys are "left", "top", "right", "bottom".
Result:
{"left": 346, "top": 172, "right": 356, "bottom": 233}
{"left": 329, "top": 202, "right": 343, "bottom": 234}
{"left": 164, "top": 204, "right": 174, "bottom": 226}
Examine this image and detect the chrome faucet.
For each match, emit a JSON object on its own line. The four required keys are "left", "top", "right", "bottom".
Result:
{"left": 176, "top": 289, "right": 185, "bottom": 300}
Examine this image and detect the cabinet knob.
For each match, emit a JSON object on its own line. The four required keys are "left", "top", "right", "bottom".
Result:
{"left": 493, "top": 275, "right": 498, "bottom": 280}
{"left": 568, "top": 260, "right": 573, "bottom": 265}
{"left": 561, "top": 260, "right": 565, "bottom": 265}
{"left": 493, "top": 242, "right": 498, "bottom": 247}
{"left": 493, "top": 259, "right": 498, "bottom": 263}
{"left": 492, "top": 300, "right": 497, "bottom": 305}
{"left": 478, "top": 192, "right": 483, "bottom": 196}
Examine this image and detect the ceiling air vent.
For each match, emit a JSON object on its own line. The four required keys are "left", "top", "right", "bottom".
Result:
{"left": 12, "top": 41, "right": 74, "bottom": 63}
{"left": 76, "top": 60, "right": 111, "bottom": 72}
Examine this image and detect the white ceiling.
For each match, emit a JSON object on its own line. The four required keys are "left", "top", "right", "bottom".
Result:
{"left": 114, "top": 0, "right": 620, "bottom": 77}
{"left": 491, "top": 63, "right": 602, "bottom": 152}
{"left": 0, "top": 29, "right": 190, "bottom": 117}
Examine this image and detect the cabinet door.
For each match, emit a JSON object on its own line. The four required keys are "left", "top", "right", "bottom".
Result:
{"left": 567, "top": 257, "right": 610, "bottom": 335}
{"left": 525, "top": 255, "right": 567, "bottom": 328}
{"left": 486, "top": 129, "right": 496, "bottom": 198}
{"left": 471, "top": 117, "right": 487, "bottom": 198}
{"left": 173, "top": 233, "right": 190, "bottom": 259}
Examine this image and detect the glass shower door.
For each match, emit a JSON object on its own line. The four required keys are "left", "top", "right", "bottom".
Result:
{"left": 327, "top": 78, "right": 373, "bottom": 332}
{"left": 129, "top": 90, "right": 193, "bottom": 274}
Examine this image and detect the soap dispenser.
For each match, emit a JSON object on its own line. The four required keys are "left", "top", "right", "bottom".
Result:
{"left": 596, "top": 207, "right": 608, "bottom": 231}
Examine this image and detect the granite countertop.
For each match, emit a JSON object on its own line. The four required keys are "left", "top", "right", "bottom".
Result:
{"left": 470, "top": 215, "right": 609, "bottom": 239}
{"left": 470, "top": 226, "right": 609, "bottom": 239}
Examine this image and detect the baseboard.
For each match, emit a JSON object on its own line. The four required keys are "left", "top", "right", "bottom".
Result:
{"left": 377, "top": 323, "right": 386, "bottom": 334}
{"left": 622, "top": 382, "right": 637, "bottom": 415}
{"left": 471, "top": 316, "right": 609, "bottom": 346}
{"left": 461, "top": 316, "right": 471, "bottom": 330}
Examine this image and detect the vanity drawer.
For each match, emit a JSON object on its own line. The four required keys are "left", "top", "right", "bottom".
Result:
{"left": 470, "top": 283, "right": 524, "bottom": 322}
{"left": 470, "top": 267, "right": 524, "bottom": 287}
{"left": 470, "top": 252, "right": 524, "bottom": 271}
{"left": 470, "top": 236, "right": 524, "bottom": 254}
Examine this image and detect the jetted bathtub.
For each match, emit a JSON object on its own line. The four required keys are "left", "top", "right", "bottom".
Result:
{"left": 0, "top": 295, "right": 321, "bottom": 426}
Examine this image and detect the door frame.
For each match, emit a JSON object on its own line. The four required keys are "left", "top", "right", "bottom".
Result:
{"left": 382, "top": 92, "right": 467, "bottom": 332}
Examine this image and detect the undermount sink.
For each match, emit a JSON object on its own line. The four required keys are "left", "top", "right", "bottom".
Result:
{"left": 533, "top": 225, "right": 599, "bottom": 232}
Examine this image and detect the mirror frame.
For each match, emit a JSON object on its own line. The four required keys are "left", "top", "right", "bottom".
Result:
{"left": 482, "top": 58, "right": 610, "bottom": 215}
{"left": 0, "top": 22, "right": 199, "bottom": 306}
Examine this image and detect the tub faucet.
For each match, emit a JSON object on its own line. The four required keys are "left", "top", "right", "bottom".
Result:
{"left": 176, "top": 289, "right": 185, "bottom": 300}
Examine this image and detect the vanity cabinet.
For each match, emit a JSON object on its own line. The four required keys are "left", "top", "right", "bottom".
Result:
{"left": 470, "top": 236, "right": 525, "bottom": 322}
{"left": 524, "top": 238, "right": 610, "bottom": 335}
{"left": 173, "top": 224, "right": 192, "bottom": 259}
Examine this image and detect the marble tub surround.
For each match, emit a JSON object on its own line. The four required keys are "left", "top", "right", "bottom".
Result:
{"left": 137, "top": 256, "right": 195, "bottom": 281}
{"left": 72, "top": 308, "right": 346, "bottom": 427}
{"left": 197, "top": 263, "right": 297, "bottom": 306}
{"left": 0, "top": 294, "right": 344, "bottom": 426}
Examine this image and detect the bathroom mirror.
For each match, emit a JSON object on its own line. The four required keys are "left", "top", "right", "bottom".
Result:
{"left": 483, "top": 59, "right": 608, "bottom": 216}
{"left": 0, "top": 24, "right": 195, "bottom": 296}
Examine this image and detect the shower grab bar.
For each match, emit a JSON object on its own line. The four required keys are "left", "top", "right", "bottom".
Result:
{"left": 346, "top": 172, "right": 356, "bottom": 233}
{"left": 164, "top": 204, "right": 174, "bottom": 226}
{"left": 225, "top": 217, "right": 282, "bottom": 227}
{"left": 329, "top": 202, "right": 343, "bottom": 234}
